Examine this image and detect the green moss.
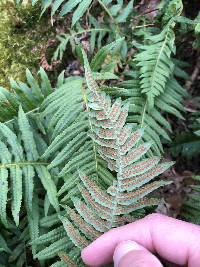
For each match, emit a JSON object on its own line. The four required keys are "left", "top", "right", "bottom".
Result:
{"left": 0, "top": 0, "right": 54, "bottom": 87}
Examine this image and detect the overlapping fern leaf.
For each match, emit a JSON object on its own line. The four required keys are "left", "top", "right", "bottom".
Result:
{"left": 0, "top": 69, "right": 74, "bottom": 266}
{"left": 40, "top": 56, "right": 120, "bottom": 200}
{"left": 104, "top": 67, "right": 187, "bottom": 156}
{"left": 57, "top": 50, "right": 173, "bottom": 266}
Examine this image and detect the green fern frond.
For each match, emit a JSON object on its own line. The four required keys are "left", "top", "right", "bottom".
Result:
{"left": 134, "top": 22, "right": 176, "bottom": 108}
{"left": 0, "top": 68, "right": 53, "bottom": 123}
{"left": 38, "top": 0, "right": 134, "bottom": 29}
{"left": 31, "top": 226, "right": 66, "bottom": 246}
{"left": 31, "top": 210, "right": 70, "bottom": 264}
{"left": 90, "top": 37, "right": 124, "bottom": 71}
{"left": 33, "top": 0, "right": 94, "bottom": 26}
{"left": 0, "top": 107, "right": 59, "bottom": 227}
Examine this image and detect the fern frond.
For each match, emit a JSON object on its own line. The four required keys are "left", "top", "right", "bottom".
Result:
{"left": 104, "top": 69, "right": 186, "bottom": 155}
{"left": 39, "top": 0, "right": 93, "bottom": 26}
{"left": 134, "top": 22, "right": 176, "bottom": 108}
{"left": 90, "top": 37, "right": 124, "bottom": 71}
{"left": 59, "top": 248, "right": 83, "bottom": 266}
{"left": 52, "top": 1, "right": 132, "bottom": 60}
{"left": 33, "top": 66, "right": 117, "bottom": 265}
{"left": 53, "top": 28, "right": 110, "bottom": 61}
{"left": 34, "top": 237, "right": 72, "bottom": 260}
{"left": 39, "top": 0, "right": 134, "bottom": 29}
{"left": 27, "top": 194, "right": 40, "bottom": 256}
{"left": 0, "top": 68, "right": 53, "bottom": 123}
{"left": 59, "top": 50, "right": 173, "bottom": 266}
{"left": 32, "top": 211, "right": 73, "bottom": 264}
{"left": 0, "top": 107, "right": 59, "bottom": 227}
{"left": 40, "top": 68, "right": 115, "bottom": 196}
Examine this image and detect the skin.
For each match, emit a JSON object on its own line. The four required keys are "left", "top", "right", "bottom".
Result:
{"left": 113, "top": 240, "right": 164, "bottom": 267}
{"left": 81, "top": 213, "right": 200, "bottom": 267}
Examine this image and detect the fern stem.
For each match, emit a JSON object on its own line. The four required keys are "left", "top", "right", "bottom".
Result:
{"left": 71, "top": 28, "right": 111, "bottom": 38}
{"left": 133, "top": 8, "right": 159, "bottom": 20}
{"left": 5, "top": 107, "right": 40, "bottom": 125}
{"left": 140, "top": 99, "right": 147, "bottom": 129}
{"left": 97, "top": 0, "right": 114, "bottom": 21}
{"left": 108, "top": 139, "right": 122, "bottom": 229}
{"left": 0, "top": 161, "right": 49, "bottom": 169}
{"left": 151, "top": 37, "right": 168, "bottom": 88}
{"left": 96, "top": 0, "right": 121, "bottom": 37}
{"left": 133, "top": 23, "right": 155, "bottom": 29}
{"left": 81, "top": 85, "right": 98, "bottom": 174}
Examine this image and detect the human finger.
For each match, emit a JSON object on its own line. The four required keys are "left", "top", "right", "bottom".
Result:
{"left": 81, "top": 213, "right": 200, "bottom": 267}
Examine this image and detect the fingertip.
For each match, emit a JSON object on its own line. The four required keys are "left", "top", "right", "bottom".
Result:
{"left": 114, "top": 240, "right": 163, "bottom": 267}
{"left": 81, "top": 246, "right": 92, "bottom": 266}
{"left": 81, "top": 231, "right": 118, "bottom": 266}
{"left": 113, "top": 240, "right": 147, "bottom": 267}
{"left": 81, "top": 244, "right": 102, "bottom": 267}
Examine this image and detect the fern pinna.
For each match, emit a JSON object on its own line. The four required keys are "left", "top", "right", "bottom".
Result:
{"left": 59, "top": 50, "right": 173, "bottom": 266}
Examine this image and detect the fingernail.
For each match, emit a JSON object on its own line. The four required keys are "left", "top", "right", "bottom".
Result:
{"left": 113, "top": 240, "right": 146, "bottom": 267}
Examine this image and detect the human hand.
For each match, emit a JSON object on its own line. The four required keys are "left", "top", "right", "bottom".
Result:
{"left": 81, "top": 213, "right": 200, "bottom": 267}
